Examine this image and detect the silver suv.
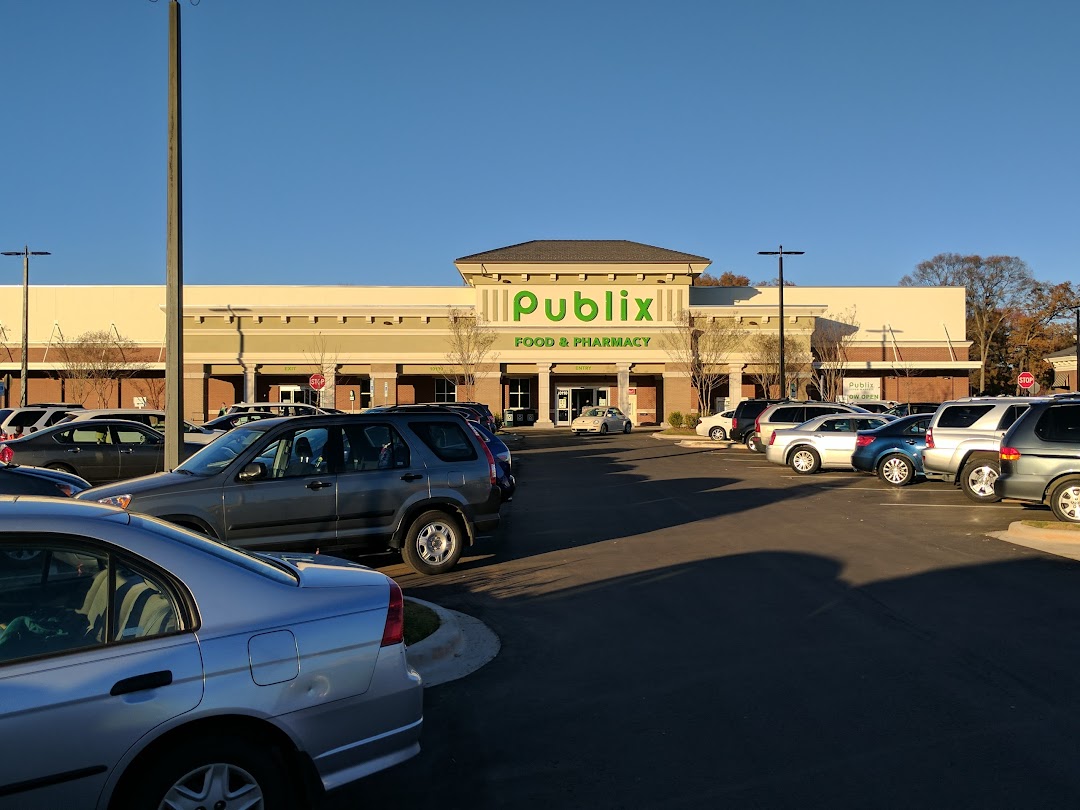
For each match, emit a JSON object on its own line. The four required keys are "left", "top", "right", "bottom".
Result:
{"left": 752, "top": 401, "right": 870, "bottom": 451}
{"left": 922, "top": 396, "right": 1043, "bottom": 502}
{"left": 998, "top": 398, "right": 1080, "bottom": 522}
{"left": 78, "top": 411, "right": 503, "bottom": 575}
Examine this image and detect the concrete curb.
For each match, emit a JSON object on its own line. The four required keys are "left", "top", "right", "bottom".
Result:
{"left": 991, "top": 521, "right": 1080, "bottom": 563}
{"left": 405, "top": 598, "right": 501, "bottom": 687}
{"left": 1006, "top": 521, "right": 1080, "bottom": 543}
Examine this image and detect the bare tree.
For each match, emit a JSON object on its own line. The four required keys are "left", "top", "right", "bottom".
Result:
{"left": 304, "top": 332, "right": 340, "bottom": 408}
{"left": 443, "top": 308, "right": 498, "bottom": 401}
{"left": 812, "top": 307, "right": 859, "bottom": 401}
{"left": 132, "top": 375, "right": 168, "bottom": 410}
{"left": 659, "top": 310, "right": 742, "bottom": 415}
{"left": 745, "top": 333, "right": 813, "bottom": 398}
{"left": 56, "top": 328, "right": 147, "bottom": 407}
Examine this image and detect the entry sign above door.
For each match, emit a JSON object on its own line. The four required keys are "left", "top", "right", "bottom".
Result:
{"left": 1018, "top": 371, "right": 1035, "bottom": 390}
{"left": 309, "top": 372, "right": 327, "bottom": 391}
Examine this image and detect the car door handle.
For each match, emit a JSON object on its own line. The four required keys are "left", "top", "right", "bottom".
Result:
{"left": 905, "top": 439, "right": 917, "bottom": 445}
{"left": 120, "top": 448, "right": 134, "bottom": 454}
{"left": 66, "top": 448, "right": 81, "bottom": 453}
{"left": 401, "top": 473, "right": 424, "bottom": 482}
{"left": 111, "top": 670, "right": 173, "bottom": 696}
{"left": 306, "top": 480, "right": 332, "bottom": 490}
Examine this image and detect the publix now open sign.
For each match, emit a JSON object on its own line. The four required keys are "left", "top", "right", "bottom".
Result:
{"left": 844, "top": 378, "right": 881, "bottom": 401}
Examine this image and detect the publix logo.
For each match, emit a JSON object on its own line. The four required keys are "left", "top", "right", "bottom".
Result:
{"left": 513, "top": 290, "right": 655, "bottom": 322}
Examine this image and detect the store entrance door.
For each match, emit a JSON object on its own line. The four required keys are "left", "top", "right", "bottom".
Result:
{"left": 555, "top": 386, "right": 609, "bottom": 425}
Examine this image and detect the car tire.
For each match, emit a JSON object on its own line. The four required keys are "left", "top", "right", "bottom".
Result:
{"left": 402, "top": 510, "right": 464, "bottom": 575}
{"left": 121, "top": 735, "right": 296, "bottom": 810}
{"left": 709, "top": 426, "right": 727, "bottom": 441}
{"left": 789, "top": 446, "right": 821, "bottom": 475}
{"left": 745, "top": 432, "right": 761, "bottom": 452}
{"left": 623, "top": 421, "right": 632, "bottom": 434}
{"left": 1050, "top": 476, "right": 1080, "bottom": 523}
{"left": 877, "top": 454, "right": 914, "bottom": 487}
{"left": 600, "top": 423, "right": 608, "bottom": 435}
{"left": 960, "top": 454, "right": 1001, "bottom": 503}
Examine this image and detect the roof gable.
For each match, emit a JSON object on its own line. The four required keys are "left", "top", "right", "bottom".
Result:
{"left": 456, "top": 240, "right": 710, "bottom": 264}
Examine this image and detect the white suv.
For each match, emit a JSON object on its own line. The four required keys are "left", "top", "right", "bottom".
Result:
{"left": 0, "top": 404, "right": 82, "bottom": 440}
{"left": 922, "top": 396, "right": 1043, "bottom": 502}
{"left": 752, "top": 401, "right": 871, "bottom": 451}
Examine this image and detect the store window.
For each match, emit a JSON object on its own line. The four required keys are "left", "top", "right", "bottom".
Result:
{"left": 508, "top": 379, "right": 531, "bottom": 408}
{"left": 434, "top": 379, "right": 456, "bottom": 403}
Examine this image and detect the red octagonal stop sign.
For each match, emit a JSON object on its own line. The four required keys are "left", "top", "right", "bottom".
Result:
{"left": 309, "top": 372, "right": 326, "bottom": 391}
{"left": 1017, "top": 371, "right": 1035, "bottom": 389}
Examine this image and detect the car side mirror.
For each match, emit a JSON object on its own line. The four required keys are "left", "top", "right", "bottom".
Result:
{"left": 238, "top": 461, "right": 268, "bottom": 481}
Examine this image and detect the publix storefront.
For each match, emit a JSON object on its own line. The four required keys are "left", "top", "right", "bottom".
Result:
{"left": 0, "top": 240, "right": 976, "bottom": 423}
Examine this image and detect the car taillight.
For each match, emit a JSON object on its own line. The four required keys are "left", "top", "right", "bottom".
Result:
{"left": 731, "top": 417, "right": 738, "bottom": 430}
{"left": 479, "top": 438, "right": 497, "bottom": 485}
{"left": 1000, "top": 446, "right": 1021, "bottom": 462}
{"left": 768, "top": 431, "right": 777, "bottom": 446}
{"left": 755, "top": 416, "right": 762, "bottom": 432}
{"left": 925, "top": 428, "right": 934, "bottom": 449}
{"left": 381, "top": 579, "right": 405, "bottom": 647}
{"left": 0, "top": 444, "right": 12, "bottom": 464}
{"left": 855, "top": 435, "right": 876, "bottom": 447}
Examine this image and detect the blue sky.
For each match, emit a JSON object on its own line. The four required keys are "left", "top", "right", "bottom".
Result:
{"left": 2, "top": 0, "right": 1077, "bottom": 289}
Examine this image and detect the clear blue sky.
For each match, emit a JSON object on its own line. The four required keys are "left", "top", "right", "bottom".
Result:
{"left": 2, "top": 0, "right": 1077, "bottom": 289}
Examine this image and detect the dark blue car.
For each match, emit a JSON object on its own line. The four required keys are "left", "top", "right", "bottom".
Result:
{"left": 851, "top": 413, "right": 932, "bottom": 486}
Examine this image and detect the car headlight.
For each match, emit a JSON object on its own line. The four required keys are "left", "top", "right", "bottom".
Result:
{"left": 97, "top": 494, "right": 133, "bottom": 509}
{"left": 591, "top": 419, "right": 600, "bottom": 425}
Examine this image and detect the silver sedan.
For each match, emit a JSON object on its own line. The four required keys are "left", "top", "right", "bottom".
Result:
{"left": 765, "top": 413, "right": 895, "bottom": 474}
{"left": 571, "top": 406, "right": 633, "bottom": 435}
{"left": 0, "top": 496, "right": 422, "bottom": 810}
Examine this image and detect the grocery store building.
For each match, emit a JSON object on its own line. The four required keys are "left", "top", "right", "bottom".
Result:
{"left": 0, "top": 241, "right": 979, "bottom": 427}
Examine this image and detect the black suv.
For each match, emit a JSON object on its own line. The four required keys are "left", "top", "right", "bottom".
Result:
{"left": 998, "top": 399, "right": 1080, "bottom": 523}
{"left": 730, "top": 399, "right": 784, "bottom": 449}
{"left": 78, "top": 411, "right": 503, "bottom": 575}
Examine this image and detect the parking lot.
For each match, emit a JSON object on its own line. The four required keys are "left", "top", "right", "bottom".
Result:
{"left": 344, "top": 429, "right": 1080, "bottom": 809}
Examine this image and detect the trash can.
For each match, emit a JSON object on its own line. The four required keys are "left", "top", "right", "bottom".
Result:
{"left": 523, "top": 409, "right": 538, "bottom": 426}
{"left": 504, "top": 408, "right": 526, "bottom": 426}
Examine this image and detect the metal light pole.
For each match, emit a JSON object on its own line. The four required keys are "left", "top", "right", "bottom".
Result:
{"left": 164, "top": 0, "right": 185, "bottom": 469}
{"left": 1, "top": 246, "right": 51, "bottom": 407}
{"left": 757, "top": 246, "right": 804, "bottom": 399}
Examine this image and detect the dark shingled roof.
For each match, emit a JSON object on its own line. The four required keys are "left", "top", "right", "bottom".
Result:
{"left": 456, "top": 240, "right": 710, "bottom": 264}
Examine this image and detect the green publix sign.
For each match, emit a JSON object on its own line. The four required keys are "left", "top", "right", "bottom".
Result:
{"left": 512, "top": 289, "right": 655, "bottom": 349}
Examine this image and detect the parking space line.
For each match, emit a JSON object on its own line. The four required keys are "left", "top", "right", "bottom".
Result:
{"left": 877, "top": 502, "right": 1020, "bottom": 509}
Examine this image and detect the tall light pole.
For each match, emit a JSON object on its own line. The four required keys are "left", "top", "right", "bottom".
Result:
{"left": 757, "top": 246, "right": 804, "bottom": 399}
{"left": 1, "top": 246, "right": 50, "bottom": 407}
{"left": 164, "top": 0, "right": 185, "bottom": 469}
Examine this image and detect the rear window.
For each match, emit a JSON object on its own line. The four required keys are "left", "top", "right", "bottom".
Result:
{"left": 1034, "top": 405, "right": 1080, "bottom": 443}
{"left": 8, "top": 410, "right": 45, "bottom": 428}
{"left": 936, "top": 405, "right": 993, "bottom": 428}
{"left": 409, "top": 420, "right": 478, "bottom": 462}
{"left": 996, "top": 404, "right": 1030, "bottom": 431}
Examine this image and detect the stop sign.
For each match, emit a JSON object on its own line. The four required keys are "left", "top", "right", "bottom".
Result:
{"left": 309, "top": 372, "right": 326, "bottom": 391}
{"left": 1018, "top": 371, "right": 1035, "bottom": 389}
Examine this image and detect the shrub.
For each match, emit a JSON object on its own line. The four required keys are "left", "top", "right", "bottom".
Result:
{"left": 668, "top": 411, "right": 685, "bottom": 428}
{"left": 686, "top": 412, "right": 701, "bottom": 430}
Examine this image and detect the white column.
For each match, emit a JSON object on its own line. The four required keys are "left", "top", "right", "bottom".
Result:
{"left": 617, "top": 362, "right": 631, "bottom": 411}
{"left": 535, "top": 363, "right": 554, "bottom": 428}
{"left": 728, "top": 363, "right": 744, "bottom": 410}
{"left": 243, "top": 364, "right": 257, "bottom": 403}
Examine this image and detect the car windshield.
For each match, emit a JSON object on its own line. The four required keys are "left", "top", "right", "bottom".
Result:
{"left": 582, "top": 408, "right": 604, "bottom": 417}
{"left": 174, "top": 423, "right": 271, "bottom": 475}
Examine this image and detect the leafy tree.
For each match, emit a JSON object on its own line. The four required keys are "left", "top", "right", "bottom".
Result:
{"left": 696, "top": 271, "right": 751, "bottom": 287}
{"left": 901, "top": 253, "right": 1034, "bottom": 393}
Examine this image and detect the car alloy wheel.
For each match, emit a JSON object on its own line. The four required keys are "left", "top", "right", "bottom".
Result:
{"left": 600, "top": 423, "right": 608, "bottom": 435}
{"left": 1050, "top": 476, "right": 1080, "bottom": 523}
{"left": 403, "top": 510, "right": 463, "bottom": 575}
{"left": 960, "top": 454, "right": 1001, "bottom": 503}
{"left": 709, "top": 426, "right": 727, "bottom": 441}
{"left": 789, "top": 447, "right": 820, "bottom": 475}
{"left": 623, "top": 421, "right": 632, "bottom": 434}
{"left": 878, "top": 454, "right": 914, "bottom": 486}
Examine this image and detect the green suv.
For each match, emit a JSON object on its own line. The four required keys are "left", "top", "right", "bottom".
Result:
{"left": 998, "top": 398, "right": 1080, "bottom": 523}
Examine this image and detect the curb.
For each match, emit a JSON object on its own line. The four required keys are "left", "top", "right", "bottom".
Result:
{"left": 405, "top": 598, "right": 464, "bottom": 668}
{"left": 405, "top": 598, "right": 501, "bottom": 687}
{"left": 1006, "top": 520, "right": 1080, "bottom": 544}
